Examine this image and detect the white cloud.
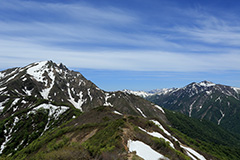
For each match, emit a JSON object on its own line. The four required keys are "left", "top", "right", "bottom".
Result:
{"left": 1, "top": 39, "right": 240, "bottom": 72}
{"left": 0, "top": 1, "right": 240, "bottom": 73}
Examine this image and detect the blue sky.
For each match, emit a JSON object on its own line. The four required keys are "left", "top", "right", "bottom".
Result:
{"left": 1, "top": 0, "right": 240, "bottom": 91}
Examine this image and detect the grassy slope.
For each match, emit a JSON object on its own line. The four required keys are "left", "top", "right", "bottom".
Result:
{"left": 1, "top": 106, "right": 240, "bottom": 160}
{"left": 0, "top": 107, "right": 198, "bottom": 160}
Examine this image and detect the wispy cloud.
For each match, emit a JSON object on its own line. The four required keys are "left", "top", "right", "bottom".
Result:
{"left": 0, "top": 0, "right": 240, "bottom": 73}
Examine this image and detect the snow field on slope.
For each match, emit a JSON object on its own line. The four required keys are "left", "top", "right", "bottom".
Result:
{"left": 150, "top": 120, "right": 206, "bottom": 160}
{"left": 0, "top": 98, "right": 9, "bottom": 112}
{"left": 67, "top": 88, "right": 85, "bottom": 112}
{"left": 27, "top": 61, "right": 48, "bottom": 82}
{"left": 181, "top": 145, "right": 206, "bottom": 160}
{"left": 113, "top": 110, "right": 123, "bottom": 115}
{"left": 31, "top": 103, "right": 69, "bottom": 119}
{"left": 136, "top": 107, "right": 146, "bottom": 118}
{"left": 0, "top": 117, "right": 19, "bottom": 154}
{"left": 40, "top": 69, "right": 55, "bottom": 99}
{"left": 154, "top": 105, "right": 165, "bottom": 114}
{"left": 128, "top": 140, "right": 169, "bottom": 160}
{"left": 138, "top": 127, "right": 175, "bottom": 149}
{"left": 26, "top": 61, "right": 56, "bottom": 99}
{"left": 103, "top": 93, "right": 113, "bottom": 107}
{"left": 150, "top": 120, "right": 172, "bottom": 137}
{"left": 31, "top": 103, "right": 69, "bottom": 136}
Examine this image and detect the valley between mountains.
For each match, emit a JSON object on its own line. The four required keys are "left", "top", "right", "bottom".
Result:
{"left": 0, "top": 61, "right": 240, "bottom": 160}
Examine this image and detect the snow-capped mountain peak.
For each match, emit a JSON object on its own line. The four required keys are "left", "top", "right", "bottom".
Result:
{"left": 122, "top": 89, "right": 153, "bottom": 98}
{"left": 123, "top": 88, "right": 177, "bottom": 98}
{"left": 196, "top": 80, "right": 216, "bottom": 87}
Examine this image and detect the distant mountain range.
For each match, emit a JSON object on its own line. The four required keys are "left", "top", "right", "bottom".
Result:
{"left": 0, "top": 61, "right": 240, "bottom": 159}
{"left": 125, "top": 81, "right": 240, "bottom": 134}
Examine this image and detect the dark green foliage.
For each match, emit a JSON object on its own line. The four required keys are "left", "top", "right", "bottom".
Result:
{"left": 146, "top": 85, "right": 240, "bottom": 135}
{"left": 165, "top": 109, "right": 240, "bottom": 160}
{"left": 165, "top": 109, "right": 240, "bottom": 146}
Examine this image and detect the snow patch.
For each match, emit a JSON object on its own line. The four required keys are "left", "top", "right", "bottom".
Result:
{"left": 123, "top": 89, "right": 152, "bottom": 98}
{"left": 0, "top": 116, "right": 20, "bottom": 154}
{"left": 0, "top": 87, "right": 6, "bottom": 92}
{"left": 136, "top": 107, "right": 146, "bottom": 118}
{"left": 189, "top": 100, "right": 196, "bottom": 117}
{"left": 31, "top": 103, "right": 68, "bottom": 135}
{"left": 206, "top": 90, "right": 212, "bottom": 95}
{"left": 103, "top": 93, "right": 113, "bottom": 107}
{"left": 87, "top": 88, "right": 93, "bottom": 101}
{"left": 138, "top": 127, "right": 175, "bottom": 149}
{"left": 22, "top": 77, "right": 27, "bottom": 81}
{"left": 232, "top": 87, "right": 240, "bottom": 94}
{"left": 32, "top": 103, "right": 68, "bottom": 119}
{"left": 150, "top": 120, "right": 172, "bottom": 137}
{"left": 128, "top": 140, "right": 169, "bottom": 160}
{"left": 40, "top": 68, "right": 55, "bottom": 99}
{"left": 215, "top": 97, "right": 221, "bottom": 102}
{"left": 218, "top": 110, "right": 225, "bottom": 125}
{"left": 0, "top": 99, "right": 9, "bottom": 112}
{"left": 113, "top": 110, "right": 123, "bottom": 115}
{"left": 198, "top": 81, "right": 215, "bottom": 87}
{"left": 154, "top": 105, "right": 165, "bottom": 114}
{"left": 150, "top": 120, "right": 206, "bottom": 160}
{"left": 5, "top": 72, "right": 19, "bottom": 83}
{"left": 181, "top": 145, "right": 206, "bottom": 160}
{"left": 0, "top": 72, "right": 4, "bottom": 79}
{"left": 24, "top": 87, "right": 33, "bottom": 96}
{"left": 27, "top": 61, "right": 48, "bottom": 82}
{"left": 11, "top": 98, "right": 20, "bottom": 108}
{"left": 67, "top": 88, "right": 85, "bottom": 111}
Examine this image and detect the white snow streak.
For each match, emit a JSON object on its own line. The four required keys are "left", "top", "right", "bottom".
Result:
{"left": 150, "top": 120, "right": 172, "bottom": 137}
{"left": 198, "top": 81, "right": 215, "bottom": 87}
{"left": 218, "top": 110, "right": 225, "bottom": 125}
{"left": 113, "top": 110, "right": 123, "bottom": 115}
{"left": 138, "top": 127, "right": 175, "bottom": 149}
{"left": 32, "top": 103, "right": 68, "bottom": 119}
{"left": 0, "top": 72, "right": 4, "bottom": 79}
{"left": 0, "top": 87, "right": 6, "bottom": 92}
{"left": 31, "top": 103, "right": 68, "bottom": 135}
{"left": 215, "top": 97, "right": 221, "bottom": 102}
{"left": 27, "top": 61, "right": 48, "bottom": 82}
{"left": 0, "top": 117, "right": 19, "bottom": 154}
{"left": 151, "top": 120, "right": 206, "bottom": 160}
{"left": 189, "top": 100, "right": 196, "bottom": 117}
{"left": 206, "top": 90, "right": 212, "bottom": 95}
{"left": 181, "top": 145, "right": 206, "bottom": 160}
{"left": 67, "top": 88, "right": 85, "bottom": 111}
{"left": 87, "top": 88, "right": 93, "bottom": 101}
{"left": 5, "top": 71, "right": 19, "bottom": 83}
{"left": 0, "top": 98, "right": 9, "bottom": 112}
{"left": 26, "top": 61, "right": 56, "bottom": 99}
{"left": 154, "top": 105, "right": 165, "bottom": 114}
{"left": 103, "top": 93, "right": 113, "bottom": 107}
{"left": 128, "top": 140, "right": 169, "bottom": 160}
{"left": 232, "top": 87, "right": 240, "bottom": 94}
{"left": 40, "top": 67, "right": 55, "bottom": 99}
{"left": 24, "top": 87, "right": 33, "bottom": 96}
{"left": 136, "top": 107, "right": 146, "bottom": 118}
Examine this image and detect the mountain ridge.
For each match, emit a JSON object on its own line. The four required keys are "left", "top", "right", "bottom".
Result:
{"left": 127, "top": 81, "right": 240, "bottom": 134}
{"left": 1, "top": 61, "right": 240, "bottom": 159}
{"left": 0, "top": 60, "right": 167, "bottom": 156}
